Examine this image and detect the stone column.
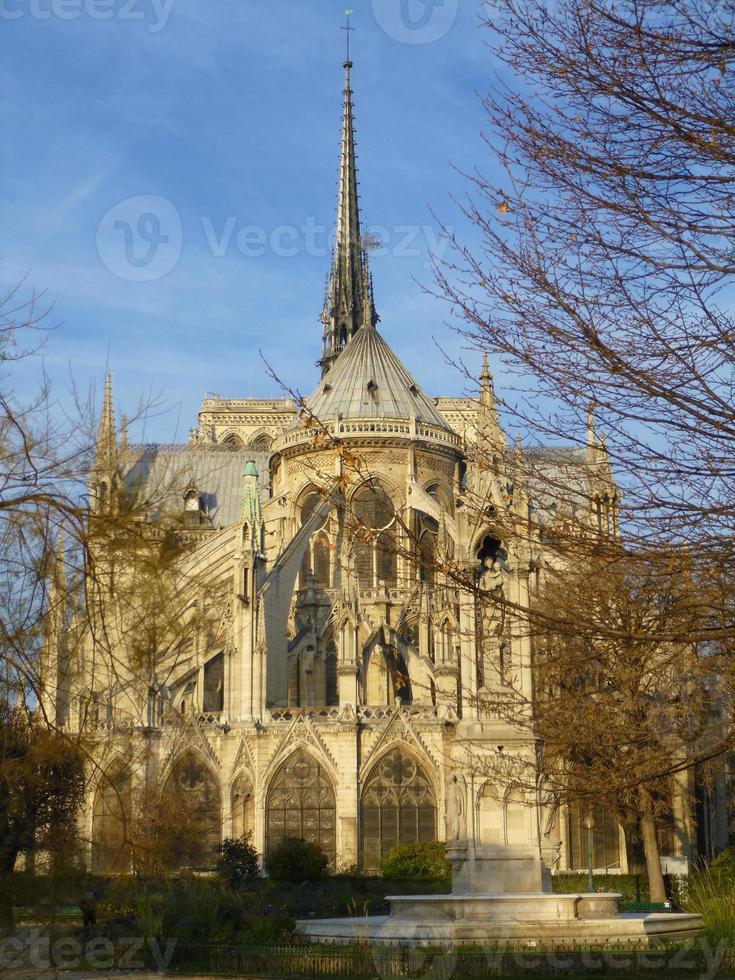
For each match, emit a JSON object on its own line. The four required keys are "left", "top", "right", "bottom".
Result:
{"left": 459, "top": 562, "right": 479, "bottom": 719}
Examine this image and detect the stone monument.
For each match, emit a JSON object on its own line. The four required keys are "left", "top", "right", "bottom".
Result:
{"left": 298, "top": 788, "right": 703, "bottom": 948}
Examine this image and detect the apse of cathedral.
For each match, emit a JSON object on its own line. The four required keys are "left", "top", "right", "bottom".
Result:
{"left": 43, "top": 54, "right": 707, "bottom": 878}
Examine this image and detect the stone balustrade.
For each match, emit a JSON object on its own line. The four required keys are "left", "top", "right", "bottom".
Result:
{"left": 265, "top": 703, "right": 457, "bottom": 725}
{"left": 274, "top": 417, "right": 461, "bottom": 452}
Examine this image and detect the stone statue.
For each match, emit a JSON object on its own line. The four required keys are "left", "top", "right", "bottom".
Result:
{"left": 479, "top": 556, "right": 504, "bottom": 593}
{"left": 446, "top": 773, "right": 466, "bottom": 841}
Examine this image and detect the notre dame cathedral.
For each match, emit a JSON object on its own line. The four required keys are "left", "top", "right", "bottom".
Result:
{"left": 41, "top": 54, "right": 726, "bottom": 879}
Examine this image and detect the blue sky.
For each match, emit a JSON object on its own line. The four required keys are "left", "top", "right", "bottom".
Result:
{"left": 1, "top": 0, "right": 495, "bottom": 442}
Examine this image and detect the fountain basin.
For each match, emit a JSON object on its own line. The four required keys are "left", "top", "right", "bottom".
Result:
{"left": 297, "top": 892, "right": 703, "bottom": 947}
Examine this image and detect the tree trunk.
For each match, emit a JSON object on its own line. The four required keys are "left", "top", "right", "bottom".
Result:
{"left": 0, "top": 849, "right": 19, "bottom": 936}
{"left": 639, "top": 794, "right": 666, "bottom": 904}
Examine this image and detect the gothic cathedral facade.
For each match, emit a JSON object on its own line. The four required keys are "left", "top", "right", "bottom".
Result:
{"left": 43, "top": 57, "right": 720, "bottom": 879}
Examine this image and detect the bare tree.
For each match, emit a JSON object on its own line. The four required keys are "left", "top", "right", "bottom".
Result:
{"left": 435, "top": 0, "right": 735, "bottom": 558}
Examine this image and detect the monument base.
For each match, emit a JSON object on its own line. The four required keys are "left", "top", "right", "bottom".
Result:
{"left": 297, "top": 897, "right": 703, "bottom": 948}
{"left": 297, "top": 843, "right": 703, "bottom": 948}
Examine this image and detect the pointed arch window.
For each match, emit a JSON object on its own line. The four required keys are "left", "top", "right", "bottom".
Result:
{"left": 351, "top": 482, "right": 398, "bottom": 590}
{"left": 91, "top": 762, "right": 131, "bottom": 874}
{"left": 248, "top": 433, "right": 273, "bottom": 452}
{"left": 418, "top": 515, "right": 439, "bottom": 586}
{"left": 567, "top": 802, "right": 621, "bottom": 871}
{"left": 161, "top": 753, "right": 222, "bottom": 870}
{"left": 222, "top": 434, "right": 245, "bottom": 449}
{"left": 231, "top": 772, "right": 255, "bottom": 841}
{"left": 361, "top": 747, "right": 436, "bottom": 871}
{"left": 266, "top": 749, "right": 336, "bottom": 867}
{"left": 325, "top": 641, "right": 338, "bottom": 706}
{"left": 313, "top": 532, "right": 331, "bottom": 588}
{"left": 299, "top": 491, "right": 329, "bottom": 589}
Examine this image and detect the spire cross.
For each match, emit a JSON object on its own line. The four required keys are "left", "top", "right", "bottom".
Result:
{"left": 342, "top": 10, "right": 354, "bottom": 64}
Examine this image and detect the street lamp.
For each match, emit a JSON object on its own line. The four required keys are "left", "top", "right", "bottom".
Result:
{"left": 583, "top": 812, "right": 596, "bottom": 893}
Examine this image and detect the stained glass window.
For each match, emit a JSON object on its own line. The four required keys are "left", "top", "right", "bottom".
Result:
{"left": 352, "top": 483, "right": 398, "bottom": 589}
{"left": 567, "top": 802, "right": 621, "bottom": 870}
{"left": 265, "top": 749, "right": 336, "bottom": 867}
{"left": 161, "top": 753, "right": 222, "bottom": 869}
{"left": 231, "top": 772, "right": 255, "bottom": 841}
{"left": 91, "top": 763, "right": 131, "bottom": 874}
{"left": 361, "top": 747, "right": 436, "bottom": 871}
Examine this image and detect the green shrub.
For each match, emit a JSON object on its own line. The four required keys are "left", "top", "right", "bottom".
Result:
{"left": 710, "top": 846, "right": 735, "bottom": 878}
{"left": 683, "top": 870, "right": 735, "bottom": 944}
{"left": 242, "top": 910, "right": 295, "bottom": 944}
{"left": 160, "top": 879, "right": 245, "bottom": 943}
{"left": 216, "top": 835, "right": 260, "bottom": 889}
{"left": 266, "top": 838, "right": 328, "bottom": 882}
{"left": 381, "top": 841, "right": 450, "bottom": 881}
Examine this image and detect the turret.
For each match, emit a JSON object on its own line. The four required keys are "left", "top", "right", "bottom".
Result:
{"left": 89, "top": 370, "right": 118, "bottom": 513}
{"left": 477, "top": 354, "right": 505, "bottom": 460}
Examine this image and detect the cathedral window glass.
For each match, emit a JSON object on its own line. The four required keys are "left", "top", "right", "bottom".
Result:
{"left": 249, "top": 433, "right": 273, "bottom": 451}
{"left": 351, "top": 482, "right": 398, "bottom": 590}
{"left": 418, "top": 515, "right": 439, "bottom": 586}
{"left": 221, "top": 434, "right": 244, "bottom": 449}
{"left": 361, "top": 747, "right": 436, "bottom": 871}
{"left": 567, "top": 802, "right": 621, "bottom": 870}
{"left": 161, "top": 753, "right": 222, "bottom": 870}
{"left": 266, "top": 750, "right": 336, "bottom": 867}
{"left": 299, "top": 491, "right": 329, "bottom": 589}
{"left": 230, "top": 772, "right": 255, "bottom": 841}
{"left": 91, "top": 762, "right": 131, "bottom": 874}
{"left": 313, "top": 532, "right": 331, "bottom": 588}
{"left": 325, "top": 641, "right": 338, "bottom": 706}
{"left": 203, "top": 652, "right": 224, "bottom": 713}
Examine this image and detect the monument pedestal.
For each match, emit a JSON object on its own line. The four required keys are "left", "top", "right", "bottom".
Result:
{"left": 447, "top": 840, "right": 549, "bottom": 895}
{"left": 298, "top": 837, "right": 703, "bottom": 948}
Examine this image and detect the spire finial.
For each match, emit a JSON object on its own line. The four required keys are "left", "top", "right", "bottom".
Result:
{"left": 95, "top": 369, "right": 117, "bottom": 470}
{"left": 587, "top": 402, "right": 596, "bottom": 449}
{"left": 342, "top": 9, "right": 354, "bottom": 66}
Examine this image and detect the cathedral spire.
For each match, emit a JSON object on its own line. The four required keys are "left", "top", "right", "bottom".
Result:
{"left": 95, "top": 370, "right": 117, "bottom": 472}
{"left": 477, "top": 354, "right": 505, "bottom": 455}
{"left": 318, "top": 52, "right": 378, "bottom": 378}
{"left": 90, "top": 370, "right": 118, "bottom": 514}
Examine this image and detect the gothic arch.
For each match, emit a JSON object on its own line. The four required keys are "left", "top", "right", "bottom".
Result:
{"left": 472, "top": 529, "right": 509, "bottom": 562}
{"left": 350, "top": 480, "right": 400, "bottom": 590}
{"left": 220, "top": 431, "right": 245, "bottom": 448}
{"left": 360, "top": 744, "right": 437, "bottom": 871}
{"left": 265, "top": 747, "right": 336, "bottom": 866}
{"left": 422, "top": 480, "right": 452, "bottom": 514}
{"left": 160, "top": 751, "right": 222, "bottom": 869}
{"left": 248, "top": 430, "right": 274, "bottom": 452}
{"left": 91, "top": 759, "right": 132, "bottom": 874}
{"left": 347, "top": 475, "right": 401, "bottom": 512}
{"left": 229, "top": 769, "right": 255, "bottom": 841}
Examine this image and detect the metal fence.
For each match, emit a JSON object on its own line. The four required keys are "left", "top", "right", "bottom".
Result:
{"left": 164, "top": 942, "right": 735, "bottom": 978}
